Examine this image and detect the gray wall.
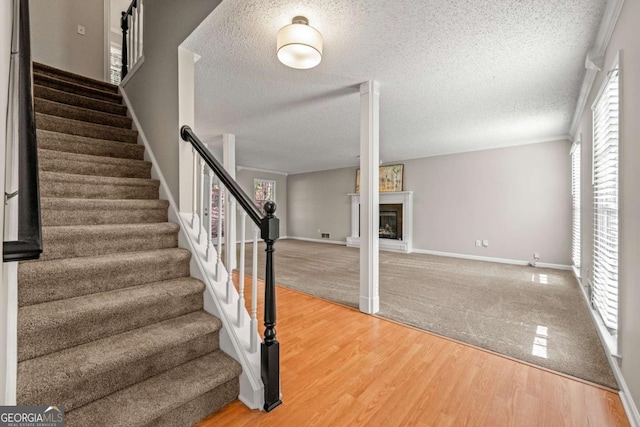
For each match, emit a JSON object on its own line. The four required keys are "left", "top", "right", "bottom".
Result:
{"left": 287, "top": 167, "right": 357, "bottom": 242}
{"left": 30, "top": 0, "right": 104, "bottom": 80}
{"left": 236, "top": 169, "right": 287, "bottom": 237}
{"left": 575, "top": 0, "right": 640, "bottom": 413}
{"left": 287, "top": 140, "right": 572, "bottom": 265}
{"left": 123, "top": 0, "right": 222, "bottom": 202}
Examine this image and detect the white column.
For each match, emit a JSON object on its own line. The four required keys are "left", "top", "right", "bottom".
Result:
{"left": 359, "top": 81, "right": 380, "bottom": 314}
{"left": 223, "top": 133, "right": 237, "bottom": 269}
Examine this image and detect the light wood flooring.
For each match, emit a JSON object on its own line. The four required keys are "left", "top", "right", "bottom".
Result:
{"left": 196, "top": 279, "right": 629, "bottom": 426}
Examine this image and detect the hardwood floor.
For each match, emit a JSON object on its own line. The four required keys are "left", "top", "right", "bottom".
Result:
{"left": 196, "top": 279, "right": 629, "bottom": 426}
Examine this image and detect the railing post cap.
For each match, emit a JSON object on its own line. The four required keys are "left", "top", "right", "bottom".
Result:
{"left": 264, "top": 201, "right": 277, "bottom": 216}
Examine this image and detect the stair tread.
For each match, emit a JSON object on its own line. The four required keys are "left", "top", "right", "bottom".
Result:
{"left": 33, "top": 62, "right": 119, "bottom": 93}
{"left": 41, "top": 197, "right": 168, "bottom": 210}
{"left": 19, "top": 248, "right": 191, "bottom": 306}
{"left": 36, "top": 113, "right": 138, "bottom": 144}
{"left": 39, "top": 148, "right": 150, "bottom": 168}
{"left": 40, "top": 170, "right": 158, "bottom": 187}
{"left": 18, "top": 311, "right": 220, "bottom": 409}
{"left": 34, "top": 73, "right": 122, "bottom": 104}
{"left": 36, "top": 130, "right": 145, "bottom": 160}
{"left": 35, "top": 98, "right": 132, "bottom": 129}
{"left": 34, "top": 85, "right": 128, "bottom": 116}
{"left": 65, "top": 351, "right": 241, "bottom": 426}
{"left": 18, "top": 277, "right": 206, "bottom": 361}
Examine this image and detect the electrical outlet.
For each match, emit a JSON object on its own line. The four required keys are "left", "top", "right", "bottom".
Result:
{"left": 534, "top": 253, "right": 540, "bottom": 259}
{"left": 482, "top": 240, "right": 489, "bottom": 247}
{"left": 317, "top": 228, "right": 321, "bottom": 233}
{"left": 77, "top": 25, "right": 86, "bottom": 35}
{"left": 475, "top": 240, "right": 481, "bottom": 247}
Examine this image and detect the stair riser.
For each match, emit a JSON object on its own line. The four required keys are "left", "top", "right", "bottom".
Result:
{"left": 39, "top": 155, "right": 151, "bottom": 179}
{"left": 18, "top": 287, "right": 205, "bottom": 361}
{"left": 34, "top": 63, "right": 120, "bottom": 94}
{"left": 40, "top": 228, "right": 178, "bottom": 261}
{"left": 37, "top": 114, "right": 138, "bottom": 144}
{"left": 40, "top": 180, "right": 159, "bottom": 200}
{"left": 37, "top": 131, "right": 145, "bottom": 160}
{"left": 35, "top": 98, "right": 132, "bottom": 129}
{"left": 152, "top": 380, "right": 240, "bottom": 427}
{"left": 18, "top": 332, "right": 219, "bottom": 412}
{"left": 34, "top": 74, "right": 122, "bottom": 104}
{"left": 35, "top": 85, "right": 128, "bottom": 116}
{"left": 19, "top": 250, "right": 190, "bottom": 306}
{"left": 42, "top": 206, "right": 168, "bottom": 227}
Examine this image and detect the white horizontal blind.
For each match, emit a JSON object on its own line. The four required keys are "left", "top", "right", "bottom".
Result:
{"left": 591, "top": 68, "right": 619, "bottom": 331}
{"left": 571, "top": 143, "right": 581, "bottom": 268}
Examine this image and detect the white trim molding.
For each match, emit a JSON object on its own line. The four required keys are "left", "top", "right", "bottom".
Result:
{"left": 237, "top": 165, "right": 288, "bottom": 176}
{"left": 569, "top": 0, "right": 624, "bottom": 137}
{"left": 412, "top": 248, "right": 571, "bottom": 270}
{"left": 286, "top": 236, "right": 346, "bottom": 246}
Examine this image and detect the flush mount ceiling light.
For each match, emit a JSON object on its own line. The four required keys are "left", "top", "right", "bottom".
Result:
{"left": 277, "top": 16, "right": 323, "bottom": 69}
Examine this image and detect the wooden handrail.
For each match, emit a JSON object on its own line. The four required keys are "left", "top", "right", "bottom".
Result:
{"left": 3, "top": 0, "right": 43, "bottom": 262}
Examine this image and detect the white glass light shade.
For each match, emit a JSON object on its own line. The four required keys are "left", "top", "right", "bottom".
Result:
{"left": 277, "top": 17, "right": 322, "bottom": 69}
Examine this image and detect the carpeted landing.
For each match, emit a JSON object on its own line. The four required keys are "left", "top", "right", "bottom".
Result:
{"left": 243, "top": 239, "right": 618, "bottom": 389}
{"left": 17, "top": 62, "right": 241, "bottom": 426}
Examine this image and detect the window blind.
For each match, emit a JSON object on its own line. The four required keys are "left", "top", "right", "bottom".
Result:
{"left": 571, "top": 142, "right": 581, "bottom": 269}
{"left": 591, "top": 68, "right": 619, "bottom": 331}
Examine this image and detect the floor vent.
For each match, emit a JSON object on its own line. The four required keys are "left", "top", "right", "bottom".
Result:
{"left": 321, "top": 233, "right": 330, "bottom": 239}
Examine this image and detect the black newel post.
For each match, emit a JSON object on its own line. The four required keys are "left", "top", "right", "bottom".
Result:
{"left": 120, "top": 11, "right": 129, "bottom": 80}
{"left": 260, "top": 201, "right": 282, "bottom": 412}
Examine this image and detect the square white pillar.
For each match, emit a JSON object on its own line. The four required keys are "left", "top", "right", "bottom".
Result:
{"left": 359, "top": 81, "right": 380, "bottom": 314}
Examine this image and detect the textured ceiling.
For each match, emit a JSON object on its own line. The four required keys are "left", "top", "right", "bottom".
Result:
{"left": 183, "top": 0, "right": 606, "bottom": 174}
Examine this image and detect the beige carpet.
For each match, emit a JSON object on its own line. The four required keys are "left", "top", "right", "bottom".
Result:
{"left": 242, "top": 239, "right": 617, "bottom": 389}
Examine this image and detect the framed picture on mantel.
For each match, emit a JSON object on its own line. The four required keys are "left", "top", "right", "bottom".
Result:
{"left": 355, "top": 164, "right": 404, "bottom": 193}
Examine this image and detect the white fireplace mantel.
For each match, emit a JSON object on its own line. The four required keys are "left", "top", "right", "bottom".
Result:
{"left": 346, "top": 191, "right": 413, "bottom": 253}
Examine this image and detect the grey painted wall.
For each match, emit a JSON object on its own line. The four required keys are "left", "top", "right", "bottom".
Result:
{"left": 575, "top": 0, "right": 640, "bottom": 414}
{"left": 236, "top": 169, "right": 287, "bottom": 238}
{"left": 30, "top": 0, "right": 104, "bottom": 80}
{"left": 287, "top": 140, "right": 572, "bottom": 265}
{"left": 123, "top": 0, "right": 222, "bottom": 202}
{"left": 287, "top": 167, "right": 354, "bottom": 242}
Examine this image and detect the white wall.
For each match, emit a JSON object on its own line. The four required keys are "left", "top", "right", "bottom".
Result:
{"left": 287, "top": 167, "right": 353, "bottom": 242}
{"left": 123, "top": 0, "right": 222, "bottom": 203}
{"left": 575, "top": 0, "right": 640, "bottom": 417}
{"left": 29, "top": 0, "right": 104, "bottom": 80}
{"left": 287, "top": 140, "right": 572, "bottom": 265}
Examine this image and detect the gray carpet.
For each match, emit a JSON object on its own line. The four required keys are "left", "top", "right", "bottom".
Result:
{"left": 243, "top": 239, "right": 618, "bottom": 389}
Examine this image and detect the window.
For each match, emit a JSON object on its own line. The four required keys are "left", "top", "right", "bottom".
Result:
{"left": 570, "top": 141, "right": 581, "bottom": 270}
{"left": 254, "top": 179, "right": 276, "bottom": 214}
{"left": 591, "top": 63, "right": 619, "bottom": 332}
{"left": 109, "top": 44, "right": 122, "bottom": 85}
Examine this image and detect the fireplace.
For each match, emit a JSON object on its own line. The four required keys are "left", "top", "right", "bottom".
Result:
{"left": 347, "top": 191, "right": 414, "bottom": 253}
{"left": 379, "top": 204, "right": 403, "bottom": 240}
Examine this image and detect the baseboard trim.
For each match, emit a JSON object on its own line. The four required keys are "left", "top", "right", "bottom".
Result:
{"left": 285, "top": 236, "right": 347, "bottom": 246}
{"left": 411, "top": 248, "right": 571, "bottom": 270}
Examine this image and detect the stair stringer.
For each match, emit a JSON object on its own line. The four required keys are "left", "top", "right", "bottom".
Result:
{"left": 119, "top": 87, "right": 264, "bottom": 410}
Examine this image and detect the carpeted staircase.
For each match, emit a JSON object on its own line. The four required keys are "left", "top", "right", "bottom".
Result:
{"left": 16, "top": 62, "right": 241, "bottom": 426}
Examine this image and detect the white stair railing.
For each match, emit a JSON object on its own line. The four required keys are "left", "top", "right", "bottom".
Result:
{"left": 181, "top": 126, "right": 281, "bottom": 412}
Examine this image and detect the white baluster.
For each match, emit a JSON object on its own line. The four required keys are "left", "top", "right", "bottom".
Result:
{"left": 198, "top": 160, "right": 205, "bottom": 244}
{"left": 250, "top": 226, "right": 259, "bottom": 353}
{"left": 190, "top": 150, "right": 197, "bottom": 229}
{"left": 225, "top": 196, "right": 236, "bottom": 304}
{"left": 131, "top": 11, "right": 136, "bottom": 64}
{"left": 128, "top": 16, "right": 132, "bottom": 70}
{"left": 215, "top": 181, "right": 224, "bottom": 281}
{"left": 237, "top": 211, "right": 247, "bottom": 326}
{"left": 204, "top": 167, "right": 214, "bottom": 262}
{"left": 135, "top": 3, "right": 141, "bottom": 62}
{"left": 138, "top": 0, "right": 144, "bottom": 57}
